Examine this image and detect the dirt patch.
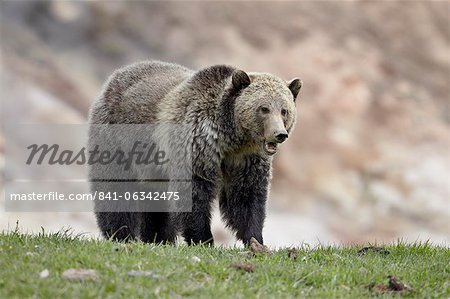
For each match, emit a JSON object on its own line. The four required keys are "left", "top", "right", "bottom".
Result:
{"left": 358, "top": 246, "right": 390, "bottom": 255}
{"left": 287, "top": 248, "right": 299, "bottom": 260}
{"left": 231, "top": 262, "right": 255, "bottom": 273}
{"left": 369, "top": 275, "right": 413, "bottom": 294}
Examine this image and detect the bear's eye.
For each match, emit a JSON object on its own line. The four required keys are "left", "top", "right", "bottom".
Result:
{"left": 260, "top": 107, "right": 270, "bottom": 114}
{"left": 281, "top": 109, "right": 288, "bottom": 117}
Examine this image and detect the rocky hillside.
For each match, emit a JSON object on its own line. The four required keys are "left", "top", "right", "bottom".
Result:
{"left": 1, "top": 1, "right": 449, "bottom": 245}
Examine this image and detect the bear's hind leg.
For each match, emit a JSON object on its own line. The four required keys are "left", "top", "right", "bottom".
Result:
{"left": 139, "top": 212, "right": 176, "bottom": 244}
{"left": 180, "top": 175, "right": 215, "bottom": 245}
{"left": 95, "top": 212, "right": 137, "bottom": 242}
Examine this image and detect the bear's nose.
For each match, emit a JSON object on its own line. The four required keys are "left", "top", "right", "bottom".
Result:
{"left": 274, "top": 131, "right": 288, "bottom": 143}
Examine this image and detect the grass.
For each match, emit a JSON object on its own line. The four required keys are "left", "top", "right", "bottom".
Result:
{"left": 0, "top": 230, "right": 449, "bottom": 298}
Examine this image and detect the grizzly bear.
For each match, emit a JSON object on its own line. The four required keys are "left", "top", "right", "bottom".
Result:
{"left": 88, "top": 61, "right": 301, "bottom": 246}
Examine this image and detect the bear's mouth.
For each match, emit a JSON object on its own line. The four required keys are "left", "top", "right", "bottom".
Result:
{"left": 264, "top": 141, "right": 278, "bottom": 155}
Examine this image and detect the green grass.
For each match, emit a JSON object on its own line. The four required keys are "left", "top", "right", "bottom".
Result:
{"left": 0, "top": 231, "right": 449, "bottom": 298}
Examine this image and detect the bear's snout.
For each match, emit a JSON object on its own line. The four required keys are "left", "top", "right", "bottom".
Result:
{"left": 274, "top": 130, "right": 288, "bottom": 143}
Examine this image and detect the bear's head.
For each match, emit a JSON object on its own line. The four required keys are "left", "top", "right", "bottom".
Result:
{"left": 230, "top": 70, "right": 302, "bottom": 156}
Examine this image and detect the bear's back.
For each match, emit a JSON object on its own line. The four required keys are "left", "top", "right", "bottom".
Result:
{"left": 89, "top": 61, "right": 193, "bottom": 124}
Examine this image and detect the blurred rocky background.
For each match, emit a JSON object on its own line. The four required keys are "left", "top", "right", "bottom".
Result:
{"left": 1, "top": 1, "right": 449, "bottom": 246}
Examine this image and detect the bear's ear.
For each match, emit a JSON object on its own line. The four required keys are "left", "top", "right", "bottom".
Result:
{"left": 287, "top": 78, "right": 302, "bottom": 102}
{"left": 231, "top": 70, "right": 251, "bottom": 92}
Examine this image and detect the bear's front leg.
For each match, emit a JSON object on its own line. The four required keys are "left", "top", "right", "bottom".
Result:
{"left": 219, "top": 154, "right": 271, "bottom": 246}
{"left": 181, "top": 175, "right": 215, "bottom": 245}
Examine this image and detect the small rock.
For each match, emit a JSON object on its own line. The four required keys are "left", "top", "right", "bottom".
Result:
{"left": 62, "top": 269, "right": 98, "bottom": 281}
{"left": 191, "top": 256, "right": 201, "bottom": 263}
{"left": 39, "top": 269, "right": 49, "bottom": 279}
{"left": 127, "top": 270, "right": 159, "bottom": 279}
{"left": 231, "top": 262, "right": 255, "bottom": 272}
